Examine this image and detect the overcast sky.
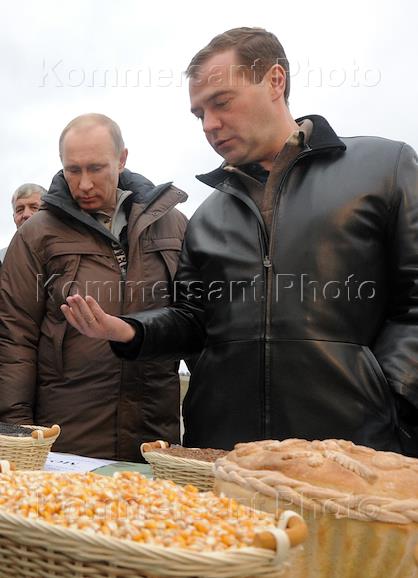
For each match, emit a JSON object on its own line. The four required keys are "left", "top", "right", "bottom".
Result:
{"left": 1, "top": 0, "right": 417, "bottom": 246}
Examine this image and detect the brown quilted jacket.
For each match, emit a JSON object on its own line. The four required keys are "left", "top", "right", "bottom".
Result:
{"left": 0, "top": 169, "right": 188, "bottom": 460}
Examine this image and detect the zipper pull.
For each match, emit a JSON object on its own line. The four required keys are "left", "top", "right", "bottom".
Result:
{"left": 263, "top": 256, "right": 272, "bottom": 268}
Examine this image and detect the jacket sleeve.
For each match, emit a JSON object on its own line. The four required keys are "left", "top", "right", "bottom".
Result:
{"left": 0, "top": 230, "right": 46, "bottom": 423}
{"left": 373, "top": 143, "right": 418, "bottom": 410}
{"left": 111, "top": 231, "right": 206, "bottom": 362}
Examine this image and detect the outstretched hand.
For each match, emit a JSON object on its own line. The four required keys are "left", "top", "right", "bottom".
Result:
{"left": 61, "top": 295, "right": 136, "bottom": 342}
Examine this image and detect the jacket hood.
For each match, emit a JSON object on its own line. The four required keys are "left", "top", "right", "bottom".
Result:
{"left": 42, "top": 169, "right": 185, "bottom": 243}
{"left": 45, "top": 168, "right": 158, "bottom": 209}
{"left": 195, "top": 114, "right": 346, "bottom": 189}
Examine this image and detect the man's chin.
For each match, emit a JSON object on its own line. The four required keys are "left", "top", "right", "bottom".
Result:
{"left": 217, "top": 147, "right": 252, "bottom": 167}
{"left": 78, "top": 200, "right": 99, "bottom": 212}
{"left": 219, "top": 151, "right": 244, "bottom": 166}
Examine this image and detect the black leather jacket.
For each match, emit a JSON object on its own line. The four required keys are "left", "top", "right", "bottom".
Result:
{"left": 118, "top": 116, "right": 418, "bottom": 453}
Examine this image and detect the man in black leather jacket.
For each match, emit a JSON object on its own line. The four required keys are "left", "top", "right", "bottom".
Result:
{"left": 62, "top": 28, "right": 418, "bottom": 456}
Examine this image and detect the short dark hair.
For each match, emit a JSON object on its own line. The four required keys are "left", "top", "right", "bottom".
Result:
{"left": 186, "top": 27, "right": 290, "bottom": 104}
{"left": 59, "top": 113, "right": 125, "bottom": 158}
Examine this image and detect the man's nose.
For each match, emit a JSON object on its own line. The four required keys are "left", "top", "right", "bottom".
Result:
{"left": 202, "top": 110, "right": 222, "bottom": 134}
{"left": 79, "top": 172, "right": 94, "bottom": 192}
{"left": 22, "top": 207, "right": 32, "bottom": 220}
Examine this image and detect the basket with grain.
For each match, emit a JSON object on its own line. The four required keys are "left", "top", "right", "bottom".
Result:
{"left": 0, "top": 463, "right": 307, "bottom": 578}
{"left": 0, "top": 423, "right": 60, "bottom": 470}
{"left": 140, "top": 440, "right": 227, "bottom": 491}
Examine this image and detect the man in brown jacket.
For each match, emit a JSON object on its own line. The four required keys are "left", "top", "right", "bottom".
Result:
{"left": 0, "top": 113, "right": 188, "bottom": 460}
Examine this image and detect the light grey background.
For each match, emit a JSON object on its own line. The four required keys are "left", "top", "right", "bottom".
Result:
{"left": 1, "top": 0, "right": 417, "bottom": 245}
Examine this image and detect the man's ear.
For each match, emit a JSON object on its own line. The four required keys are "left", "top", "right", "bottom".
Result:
{"left": 119, "top": 148, "right": 128, "bottom": 171}
{"left": 267, "top": 64, "right": 286, "bottom": 101}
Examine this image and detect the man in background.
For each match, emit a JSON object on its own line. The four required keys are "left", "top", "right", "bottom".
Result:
{"left": 0, "top": 113, "right": 188, "bottom": 460}
{"left": 0, "top": 183, "right": 46, "bottom": 263}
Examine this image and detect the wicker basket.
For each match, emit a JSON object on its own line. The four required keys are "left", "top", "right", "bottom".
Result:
{"left": 0, "top": 424, "right": 60, "bottom": 470}
{"left": 0, "top": 471, "right": 307, "bottom": 578}
{"left": 140, "top": 442, "right": 215, "bottom": 491}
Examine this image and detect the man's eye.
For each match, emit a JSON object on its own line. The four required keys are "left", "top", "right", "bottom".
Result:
{"left": 67, "top": 168, "right": 80, "bottom": 174}
{"left": 214, "top": 99, "right": 230, "bottom": 108}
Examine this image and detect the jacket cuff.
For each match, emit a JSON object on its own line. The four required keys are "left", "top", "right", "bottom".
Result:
{"left": 109, "top": 319, "right": 144, "bottom": 360}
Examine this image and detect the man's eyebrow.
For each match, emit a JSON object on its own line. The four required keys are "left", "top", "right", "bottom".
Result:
{"left": 63, "top": 163, "right": 107, "bottom": 170}
{"left": 191, "top": 90, "right": 233, "bottom": 115}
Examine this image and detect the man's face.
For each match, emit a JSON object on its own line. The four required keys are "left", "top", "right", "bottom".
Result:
{"left": 61, "top": 124, "right": 127, "bottom": 213}
{"left": 189, "top": 49, "right": 283, "bottom": 168}
{"left": 13, "top": 193, "right": 42, "bottom": 228}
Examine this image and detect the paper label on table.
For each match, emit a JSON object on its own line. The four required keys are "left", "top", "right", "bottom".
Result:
{"left": 45, "top": 452, "right": 116, "bottom": 472}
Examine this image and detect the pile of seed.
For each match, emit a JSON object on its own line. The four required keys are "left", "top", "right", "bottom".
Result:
{"left": 154, "top": 446, "right": 228, "bottom": 462}
{"left": 0, "top": 422, "right": 33, "bottom": 437}
{"left": 0, "top": 471, "right": 274, "bottom": 551}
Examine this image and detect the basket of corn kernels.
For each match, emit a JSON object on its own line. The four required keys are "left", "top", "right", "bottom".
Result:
{"left": 0, "top": 461, "right": 307, "bottom": 578}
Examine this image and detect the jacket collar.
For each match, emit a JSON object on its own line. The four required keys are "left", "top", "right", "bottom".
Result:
{"left": 42, "top": 169, "right": 186, "bottom": 243}
{"left": 196, "top": 114, "right": 346, "bottom": 189}
{"left": 45, "top": 168, "right": 155, "bottom": 210}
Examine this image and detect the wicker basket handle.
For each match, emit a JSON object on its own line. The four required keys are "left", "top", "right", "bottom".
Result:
{"left": 31, "top": 424, "right": 61, "bottom": 440}
{"left": 140, "top": 440, "right": 170, "bottom": 455}
{"left": 253, "top": 510, "right": 308, "bottom": 555}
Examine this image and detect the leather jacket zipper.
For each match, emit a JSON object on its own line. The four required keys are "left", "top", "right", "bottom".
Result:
{"left": 262, "top": 252, "right": 273, "bottom": 439}
{"left": 263, "top": 144, "right": 316, "bottom": 437}
{"left": 219, "top": 144, "right": 337, "bottom": 439}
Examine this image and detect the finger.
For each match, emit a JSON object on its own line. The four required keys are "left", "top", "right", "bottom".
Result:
{"left": 85, "top": 295, "right": 107, "bottom": 323}
{"left": 66, "top": 294, "right": 96, "bottom": 323}
{"left": 61, "top": 304, "right": 85, "bottom": 333}
{"left": 64, "top": 296, "right": 98, "bottom": 332}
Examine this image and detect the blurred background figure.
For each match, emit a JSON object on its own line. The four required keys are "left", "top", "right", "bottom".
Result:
{"left": 0, "top": 183, "right": 46, "bottom": 264}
